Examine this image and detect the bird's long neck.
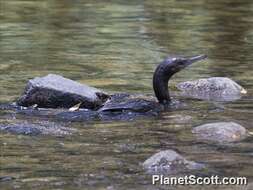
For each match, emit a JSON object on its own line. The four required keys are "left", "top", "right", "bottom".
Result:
{"left": 153, "top": 62, "right": 174, "bottom": 104}
{"left": 153, "top": 55, "right": 206, "bottom": 104}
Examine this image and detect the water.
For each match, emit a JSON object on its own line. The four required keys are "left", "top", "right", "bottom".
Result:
{"left": 0, "top": 0, "right": 253, "bottom": 189}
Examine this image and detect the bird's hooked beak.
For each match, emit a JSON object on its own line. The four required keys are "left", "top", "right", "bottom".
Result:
{"left": 179, "top": 54, "right": 207, "bottom": 68}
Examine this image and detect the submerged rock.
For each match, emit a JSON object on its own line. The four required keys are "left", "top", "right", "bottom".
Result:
{"left": 143, "top": 150, "right": 204, "bottom": 174}
{"left": 17, "top": 74, "right": 109, "bottom": 109}
{"left": 0, "top": 122, "right": 76, "bottom": 136}
{"left": 177, "top": 77, "right": 247, "bottom": 101}
{"left": 56, "top": 110, "right": 99, "bottom": 122}
{"left": 0, "top": 103, "right": 160, "bottom": 122}
{"left": 192, "top": 122, "right": 247, "bottom": 143}
{"left": 0, "top": 176, "right": 15, "bottom": 182}
{"left": 56, "top": 109, "right": 159, "bottom": 122}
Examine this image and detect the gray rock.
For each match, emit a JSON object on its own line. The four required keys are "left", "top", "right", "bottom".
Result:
{"left": 0, "top": 176, "right": 15, "bottom": 182}
{"left": 143, "top": 150, "right": 204, "bottom": 174}
{"left": 192, "top": 122, "right": 247, "bottom": 143}
{"left": 17, "top": 74, "right": 109, "bottom": 109}
{"left": 177, "top": 77, "right": 247, "bottom": 101}
{"left": 0, "top": 121, "right": 76, "bottom": 136}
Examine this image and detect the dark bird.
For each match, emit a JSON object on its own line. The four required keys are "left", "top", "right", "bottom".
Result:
{"left": 8, "top": 54, "right": 207, "bottom": 121}
{"left": 97, "top": 54, "right": 207, "bottom": 117}
{"left": 153, "top": 55, "right": 207, "bottom": 104}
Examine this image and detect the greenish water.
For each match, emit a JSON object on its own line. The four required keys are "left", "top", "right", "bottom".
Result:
{"left": 1, "top": 0, "right": 253, "bottom": 189}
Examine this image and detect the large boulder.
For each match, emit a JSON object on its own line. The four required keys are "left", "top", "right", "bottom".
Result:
{"left": 192, "top": 122, "right": 247, "bottom": 143}
{"left": 143, "top": 150, "right": 204, "bottom": 174}
{"left": 177, "top": 77, "right": 247, "bottom": 101}
{"left": 17, "top": 74, "right": 109, "bottom": 109}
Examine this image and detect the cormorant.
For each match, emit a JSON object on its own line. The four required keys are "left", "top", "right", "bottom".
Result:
{"left": 97, "top": 54, "right": 207, "bottom": 115}
{"left": 4, "top": 54, "right": 207, "bottom": 121}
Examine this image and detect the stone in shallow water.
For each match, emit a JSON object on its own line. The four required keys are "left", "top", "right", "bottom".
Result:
{"left": 0, "top": 122, "right": 76, "bottom": 136}
{"left": 192, "top": 122, "right": 247, "bottom": 143}
{"left": 17, "top": 74, "right": 109, "bottom": 109}
{"left": 0, "top": 176, "right": 15, "bottom": 182}
{"left": 143, "top": 150, "right": 204, "bottom": 174}
{"left": 177, "top": 77, "right": 246, "bottom": 101}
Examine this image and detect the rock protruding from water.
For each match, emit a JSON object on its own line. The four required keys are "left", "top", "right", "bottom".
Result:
{"left": 0, "top": 122, "right": 76, "bottom": 136}
{"left": 177, "top": 77, "right": 247, "bottom": 101}
{"left": 143, "top": 150, "right": 204, "bottom": 174}
{"left": 17, "top": 74, "right": 109, "bottom": 109}
{"left": 192, "top": 122, "right": 247, "bottom": 143}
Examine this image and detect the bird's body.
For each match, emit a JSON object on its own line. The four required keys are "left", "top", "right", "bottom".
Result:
{"left": 96, "top": 55, "right": 207, "bottom": 114}
{"left": 1, "top": 55, "right": 207, "bottom": 121}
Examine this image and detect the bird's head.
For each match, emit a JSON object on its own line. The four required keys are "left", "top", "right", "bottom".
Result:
{"left": 153, "top": 54, "right": 207, "bottom": 104}
{"left": 163, "top": 54, "right": 207, "bottom": 74}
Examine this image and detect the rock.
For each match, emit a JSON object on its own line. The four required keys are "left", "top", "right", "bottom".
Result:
{"left": 0, "top": 103, "right": 159, "bottom": 122}
{"left": 56, "top": 109, "right": 159, "bottom": 122}
{"left": 192, "top": 122, "right": 247, "bottom": 143}
{"left": 177, "top": 77, "right": 247, "bottom": 101}
{"left": 56, "top": 110, "right": 99, "bottom": 122}
{"left": 143, "top": 150, "right": 204, "bottom": 174}
{"left": 17, "top": 74, "right": 109, "bottom": 109}
{"left": 0, "top": 176, "right": 15, "bottom": 182}
{"left": 0, "top": 121, "right": 76, "bottom": 136}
